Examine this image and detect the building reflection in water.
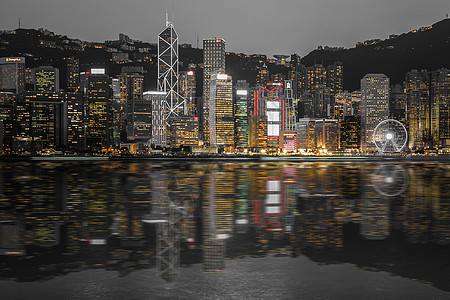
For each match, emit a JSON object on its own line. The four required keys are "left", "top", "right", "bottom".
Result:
{"left": 0, "top": 161, "right": 449, "bottom": 291}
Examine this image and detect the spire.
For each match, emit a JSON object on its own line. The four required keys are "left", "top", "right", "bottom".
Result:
{"left": 165, "top": 9, "right": 169, "bottom": 27}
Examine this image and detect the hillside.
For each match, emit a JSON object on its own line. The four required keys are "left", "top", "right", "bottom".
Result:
{"left": 301, "top": 18, "right": 450, "bottom": 92}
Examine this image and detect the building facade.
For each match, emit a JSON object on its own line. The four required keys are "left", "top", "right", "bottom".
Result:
{"left": 360, "top": 74, "right": 389, "bottom": 152}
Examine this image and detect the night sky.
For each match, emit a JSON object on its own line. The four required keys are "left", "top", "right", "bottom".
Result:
{"left": 0, "top": 0, "right": 448, "bottom": 57}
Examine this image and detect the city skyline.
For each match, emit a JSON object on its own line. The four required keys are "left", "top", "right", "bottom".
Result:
{"left": 0, "top": 0, "right": 448, "bottom": 56}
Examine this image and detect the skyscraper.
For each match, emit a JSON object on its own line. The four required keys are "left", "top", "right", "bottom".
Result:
{"left": 234, "top": 80, "right": 249, "bottom": 148}
{"left": 306, "top": 64, "right": 326, "bottom": 95}
{"left": 179, "top": 69, "right": 196, "bottom": 116}
{"left": 0, "top": 57, "right": 25, "bottom": 93}
{"left": 203, "top": 38, "right": 225, "bottom": 145}
{"left": 326, "top": 62, "right": 344, "bottom": 98}
{"left": 430, "top": 68, "right": 450, "bottom": 147}
{"left": 209, "top": 71, "right": 234, "bottom": 149}
{"left": 66, "top": 57, "right": 79, "bottom": 92}
{"left": 253, "top": 83, "right": 286, "bottom": 148}
{"left": 158, "top": 14, "right": 184, "bottom": 120}
{"left": 360, "top": 74, "right": 389, "bottom": 152}
{"left": 118, "top": 66, "right": 144, "bottom": 104}
{"left": 86, "top": 70, "right": 112, "bottom": 150}
{"left": 34, "top": 66, "right": 60, "bottom": 92}
{"left": 147, "top": 91, "right": 167, "bottom": 146}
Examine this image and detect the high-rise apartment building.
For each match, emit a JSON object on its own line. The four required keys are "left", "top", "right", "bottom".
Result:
{"left": 256, "top": 63, "right": 269, "bottom": 87}
{"left": 0, "top": 57, "right": 25, "bottom": 93}
{"left": 209, "top": 71, "right": 234, "bottom": 149}
{"left": 360, "top": 74, "right": 389, "bottom": 152}
{"left": 334, "top": 91, "right": 352, "bottom": 122}
{"left": 326, "top": 62, "right": 344, "bottom": 98}
{"left": 203, "top": 38, "right": 225, "bottom": 145}
{"left": 306, "top": 64, "right": 326, "bottom": 95}
{"left": 34, "top": 66, "right": 59, "bottom": 92}
{"left": 66, "top": 57, "right": 79, "bottom": 92}
{"left": 234, "top": 80, "right": 249, "bottom": 148}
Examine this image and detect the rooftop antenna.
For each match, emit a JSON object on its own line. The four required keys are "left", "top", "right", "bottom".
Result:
{"left": 18, "top": 17, "right": 21, "bottom": 29}
{"left": 165, "top": 8, "right": 169, "bottom": 27}
{"left": 197, "top": 33, "right": 199, "bottom": 49}
{"left": 172, "top": 0, "right": 175, "bottom": 25}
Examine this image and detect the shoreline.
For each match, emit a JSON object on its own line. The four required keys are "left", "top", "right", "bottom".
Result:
{"left": 0, "top": 154, "right": 449, "bottom": 163}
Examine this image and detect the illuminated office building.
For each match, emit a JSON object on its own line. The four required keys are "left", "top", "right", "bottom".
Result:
{"left": 253, "top": 83, "right": 286, "bottom": 148}
{"left": 168, "top": 116, "right": 199, "bottom": 147}
{"left": 0, "top": 57, "right": 25, "bottom": 93}
{"left": 118, "top": 66, "right": 144, "bottom": 104}
{"left": 0, "top": 103, "right": 13, "bottom": 151}
{"left": 248, "top": 116, "right": 267, "bottom": 149}
{"left": 360, "top": 74, "right": 389, "bottom": 152}
{"left": 297, "top": 92, "right": 314, "bottom": 119}
{"left": 340, "top": 115, "right": 361, "bottom": 150}
{"left": 64, "top": 92, "right": 85, "bottom": 149}
{"left": 203, "top": 38, "right": 225, "bottom": 144}
{"left": 179, "top": 69, "right": 196, "bottom": 116}
{"left": 126, "top": 97, "right": 152, "bottom": 143}
{"left": 209, "top": 71, "right": 234, "bottom": 149}
{"left": 66, "top": 57, "right": 79, "bottom": 92}
{"left": 279, "top": 131, "right": 297, "bottom": 152}
{"left": 389, "top": 84, "right": 406, "bottom": 123}
{"left": 284, "top": 80, "right": 296, "bottom": 131}
{"left": 405, "top": 70, "right": 430, "bottom": 149}
{"left": 147, "top": 91, "right": 167, "bottom": 146}
{"left": 334, "top": 91, "right": 352, "bottom": 122}
{"left": 430, "top": 68, "right": 450, "bottom": 147}
{"left": 14, "top": 92, "right": 68, "bottom": 149}
{"left": 314, "top": 119, "right": 339, "bottom": 150}
{"left": 34, "top": 66, "right": 59, "bottom": 92}
{"left": 234, "top": 80, "right": 249, "bottom": 148}
{"left": 158, "top": 14, "right": 185, "bottom": 119}
{"left": 296, "top": 118, "right": 315, "bottom": 151}
{"left": 86, "top": 70, "right": 112, "bottom": 150}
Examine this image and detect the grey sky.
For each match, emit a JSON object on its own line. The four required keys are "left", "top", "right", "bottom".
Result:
{"left": 0, "top": 0, "right": 448, "bottom": 57}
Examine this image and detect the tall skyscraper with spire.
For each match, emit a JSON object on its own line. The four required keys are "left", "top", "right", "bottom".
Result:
{"left": 157, "top": 12, "right": 185, "bottom": 121}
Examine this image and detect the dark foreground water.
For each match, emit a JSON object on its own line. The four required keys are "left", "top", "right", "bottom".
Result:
{"left": 0, "top": 161, "right": 449, "bottom": 299}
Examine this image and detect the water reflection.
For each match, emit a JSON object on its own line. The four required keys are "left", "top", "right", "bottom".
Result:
{"left": 0, "top": 161, "right": 449, "bottom": 293}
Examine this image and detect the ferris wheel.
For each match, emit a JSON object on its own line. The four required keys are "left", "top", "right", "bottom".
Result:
{"left": 373, "top": 119, "right": 408, "bottom": 153}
